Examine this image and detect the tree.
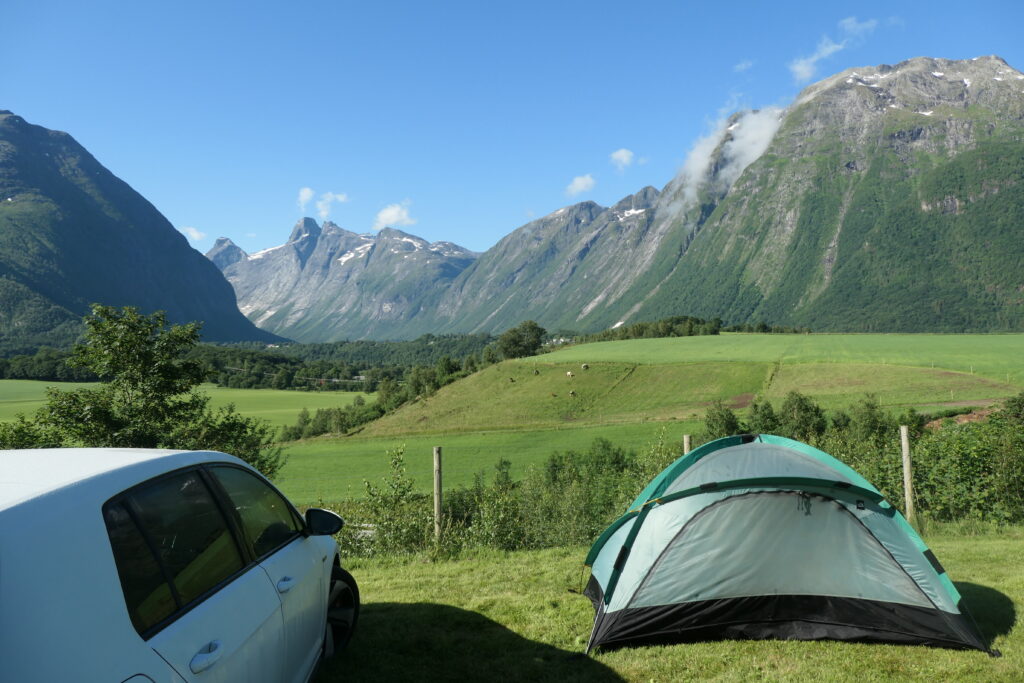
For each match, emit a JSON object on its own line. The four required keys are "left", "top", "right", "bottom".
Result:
{"left": 701, "top": 400, "right": 743, "bottom": 441}
{"left": 778, "top": 391, "right": 827, "bottom": 443}
{"left": 497, "top": 320, "right": 546, "bottom": 359}
{"left": 746, "top": 396, "right": 780, "bottom": 434}
{"left": 9, "top": 305, "right": 284, "bottom": 478}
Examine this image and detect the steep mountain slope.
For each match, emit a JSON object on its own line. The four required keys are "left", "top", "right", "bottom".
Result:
{"left": 0, "top": 110, "right": 278, "bottom": 350}
{"left": 211, "top": 220, "right": 477, "bottom": 341}
{"left": 634, "top": 56, "right": 1024, "bottom": 331}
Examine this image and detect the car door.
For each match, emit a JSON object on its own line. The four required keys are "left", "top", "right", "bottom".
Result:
{"left": 209, "top": 465, "right": 327, "bottom": 683}
{"left": 104, "top": 468, "right": 285, "bottom": 683}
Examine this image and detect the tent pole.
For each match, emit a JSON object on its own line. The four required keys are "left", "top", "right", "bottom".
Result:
{"left": 683, "top": 434, "right": 692, "bottom": 454}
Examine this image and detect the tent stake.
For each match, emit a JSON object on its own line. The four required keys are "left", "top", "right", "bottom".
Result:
{"left": 900, "top": 426, "right": 916, "bottom": 527}
{"left": 683, "top": 434, "right": 692, "bottom": 454}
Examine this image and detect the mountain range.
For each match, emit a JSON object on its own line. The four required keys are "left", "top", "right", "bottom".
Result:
{"left": 0, "top": 110, "right": 277, "bottom": 351}
{"left": 211, "top": 56, "right": 1024, "bottom": 341}
{"left": 2, "top": 55, "right": 1022, "bottom": 351}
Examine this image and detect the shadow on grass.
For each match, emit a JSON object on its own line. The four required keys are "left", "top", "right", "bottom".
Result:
{"left": 957, "top": 581, "right": 1016, "bottom": 647}
{"left": 316, "top": 601, "right": 623, "bottom": 683}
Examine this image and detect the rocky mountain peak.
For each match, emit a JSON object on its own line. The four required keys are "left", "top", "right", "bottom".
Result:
{"left": 612, "top": 186, "right": 660, "bottom": 213}
{"left": 288, "top": 217, "right": 322, "bottom": 242}
{"left": 205, "top": 237, "right": 247, "bottom": 269}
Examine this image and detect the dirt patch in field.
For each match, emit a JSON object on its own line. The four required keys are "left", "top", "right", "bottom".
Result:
{"left": 728, "top": 393, "right": 755, "bottom": 409}
{"left": 926, "top": 408, "right": 995, "bottom": 430}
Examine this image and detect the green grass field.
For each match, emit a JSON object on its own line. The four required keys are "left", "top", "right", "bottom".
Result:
{"left": 275, "top": 421, "right": 700, "bottom": 505}
{"left": 537, "top": 333, "right": 1024, "bottom": 383}
{"left": 316, "top": 528, "right": 1023, "bottom": 682}
{"left": 0, "top": 380, "right": 373, "bottom": 427}
{"left": 278, "top": 335, "right": 1023, "bottom": 503}
{"left": 6, "top": 334, "right": 1023, "bottom": 507}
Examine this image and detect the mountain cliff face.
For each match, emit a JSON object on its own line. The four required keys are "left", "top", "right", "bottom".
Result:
{"left": 0, "top": 110, "right": 278, "bottom": 350}
{"left": 634, "top": 55, "right": 1024, "bottom": 331}
{"left": 211, "top": 220, "right": 477, "bottom": 341}
{"left": 213, "top": 56, "right": 1024, "bottom": 340}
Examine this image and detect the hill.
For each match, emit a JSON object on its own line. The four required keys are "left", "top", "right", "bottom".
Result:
{"left": 0, "top": 110, "right": 278, "bottom": 353}
{"left": 272, "top": 333, "right": 1024, "bottom": 504}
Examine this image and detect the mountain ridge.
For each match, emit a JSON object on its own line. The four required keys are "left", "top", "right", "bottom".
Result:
{"left": 207, "top": 55, "right": 1023, "bottom": 339}
{"left": 0, "top": 110, "right": 280, "bottom": 351}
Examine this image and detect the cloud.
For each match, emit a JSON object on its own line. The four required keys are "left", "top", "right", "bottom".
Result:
{"left": 716, "top": 107, "right": 784, "bottom": 189}
{"left": 373, "top": 201, "right": 416, "bottom": 231}
{"left": 297, "top": 187, "right": 314, "bottom": 213}
{"left": 316, "top": 191, "right": 349, "bottom": 220}
{"left": 789, "top": 36, "right": 845, "bottom": 83}
{"left": 179, "top": 226, "right": 206, "bottom": 242}
{"left": 788, "top": 16, "right": 878, "bottom": 84}
{"left": 566, "top": 174, "right": 595, "bottom": 196}
{"left": 609, "top": 148, "right": 634, "bottom": 171}
{"left": 733, "top": 59, "right": 754, "bottom": 73}
{"left": 677, "top": 118, "right": 729, "bottom": 206}
{"left": 838, "top": 16, "right": 878, "bottom": 38}
{"left": 671, "top": 105, "right": 784, "bottom": 212}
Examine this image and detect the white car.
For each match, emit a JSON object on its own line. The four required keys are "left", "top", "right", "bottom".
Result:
{"left": 0, "top": 448, "right": 359, "bottom": 683}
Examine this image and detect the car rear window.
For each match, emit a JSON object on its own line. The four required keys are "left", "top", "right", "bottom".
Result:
{"left": 104, "top": 503, "right": 177, "bottom": 633}
{"left": 104, "top": 469, "right": 246, "bottom": 636}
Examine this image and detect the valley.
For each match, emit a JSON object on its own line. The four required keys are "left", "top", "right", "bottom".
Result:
{"left": 273, "top": 332, "right": 1023, "bottom": 504}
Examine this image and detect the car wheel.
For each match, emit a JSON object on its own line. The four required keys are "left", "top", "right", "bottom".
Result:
{"left": 324, "top": 566, "right": 359, "bottom": 657}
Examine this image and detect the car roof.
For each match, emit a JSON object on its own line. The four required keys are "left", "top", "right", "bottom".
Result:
{"left": 0, "top": 448, "right": 247, "bottom": 512}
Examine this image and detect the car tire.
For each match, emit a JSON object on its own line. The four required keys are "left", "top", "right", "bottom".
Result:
{"left": 324, "top": 565, "right": 359, "bottom": 658}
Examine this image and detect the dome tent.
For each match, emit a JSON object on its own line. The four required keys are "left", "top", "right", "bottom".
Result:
{"left": 583, "top": 434, "right": 992, "bottom": 654}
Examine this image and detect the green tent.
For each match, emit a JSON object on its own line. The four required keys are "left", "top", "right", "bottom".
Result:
{"left": 584, "top": 434, "right": 992, "bottom": 654}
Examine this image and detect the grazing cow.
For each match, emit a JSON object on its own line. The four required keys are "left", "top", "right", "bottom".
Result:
{"left": 534, "top": 369, "right": 540, "bottom": 375}
{"left": 569, "top": 390, "right": 577, "bottom": 397}
{"left": 566, "top": 371, "right": 575, "bottom": 378}
{"left": 581, "top": 363, "right": 589, "bottom": 370}
{"left": 550, "top": 393, "right": 558, "bottom": 397}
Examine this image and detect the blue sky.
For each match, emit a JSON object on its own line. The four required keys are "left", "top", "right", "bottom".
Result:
{"left": 3, "top": 1, "right": 1023, "bottom": 253}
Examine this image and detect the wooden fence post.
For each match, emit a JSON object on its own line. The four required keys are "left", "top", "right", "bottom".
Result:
{"left": 683, "top": 434, "right": 692, "bottom": 454}
{"left": 899, "top": 426, "right": 916, "bottom": 526}
{"left": 433, "top": 446, "right": 443, "bottom": 541}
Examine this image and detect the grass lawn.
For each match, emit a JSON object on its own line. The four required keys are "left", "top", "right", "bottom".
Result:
{"left": 317, "top": 529, "right": 1024, "bottom": 682}
{"left": 0, "top": 380, "right": 373, "bottom": 427}
{"left": 276, "top": 421, "right": 700, "bottom": 505}
{"left": 0, "top": 380, "right": 95, "bottom": 422}
{"left": 538, "top": 334, "right": 1024, "bottom": 385}
{"left": 360, "top": 361, "right": 769, "bottom": 437}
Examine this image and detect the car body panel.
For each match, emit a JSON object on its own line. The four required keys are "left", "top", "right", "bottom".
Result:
{"left": 0, "top": 448, "right": 344, "bottom": 683}
{"left": 148, "top": 563, "right": 285, "bottom": 683}
{"left": 259, "top": 535, "right": 334, "bottom": 683}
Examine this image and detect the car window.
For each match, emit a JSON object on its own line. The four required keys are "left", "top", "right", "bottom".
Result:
{"left": 211, "top": 466, "right": 302, "bottom": 558}
{"left": 125, "top": 470, "right": 245, "bottom": 607}
{"left": 104, "top": 502, "right": 177, "bottom": 634}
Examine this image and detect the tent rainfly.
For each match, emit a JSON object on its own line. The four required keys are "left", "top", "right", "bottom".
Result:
{"left": 584, "top": 434, "right": 994, "bottom": 654}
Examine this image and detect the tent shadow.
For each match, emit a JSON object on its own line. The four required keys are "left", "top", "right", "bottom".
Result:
{"left": 956, "top": 581, "right": 1016, "bottom": 647}
{"left": 315, "top": 601, "right": 624, "bottom": 683}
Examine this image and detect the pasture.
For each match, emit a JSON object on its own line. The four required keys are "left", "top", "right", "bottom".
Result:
{"left": 275, "top": 334, "right": 1023, "bottom": 503}
{"left": 317, "top": 528, "right": 1023, "bottom": 682}
{"left": 275, "top": 421, "right": 700, "bottom": 505}
{"left": 537, "top": 333, "right": 1024, "bottom": 383}
{"left": 0, "top": 380, "right": 373, "bottom": 427}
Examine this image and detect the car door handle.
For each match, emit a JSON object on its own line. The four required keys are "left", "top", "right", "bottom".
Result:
{"left": 189, "top": 640, "right": 222, "bottom": 674}
{"left": 277, "top": 576, "right": 296, "bottom": 593}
